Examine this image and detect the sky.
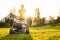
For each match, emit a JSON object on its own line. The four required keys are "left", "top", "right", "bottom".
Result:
{"left": 0, "top": 0, "right": 60, "bottom": 20}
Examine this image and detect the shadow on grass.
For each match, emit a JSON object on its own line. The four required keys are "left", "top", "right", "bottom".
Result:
{"left": 0, "top": 34, "right": 33, "bottom": 40}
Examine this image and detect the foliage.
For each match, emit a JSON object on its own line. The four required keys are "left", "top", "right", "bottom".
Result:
{"left": 27, "top": 17, "right": 32, "bottom": 26}
{"left": 0, "top": 22, "right": 6, "bottom": 27}
{"left": 5, "top": 18, "right": 10, "bottom": 24}
{"left": 54, "top": 16, "right": 60, "bottom": 24}
{"left": 49, "top": 16, "right": 55, "bottom": 25}
{"left": 31, "top": 23, "right": 37, "bottom": 27}
{"left": 56, "top": 16, "right": 60, "bottom": 23}
{"left": 0, "top": 22, "right": 10, "bottom": 28}
{"left": 33, "top": 17, "right": 46, "bottom": 26}
{"left": 9, "top": 13, "right": 16, "bottom": 18}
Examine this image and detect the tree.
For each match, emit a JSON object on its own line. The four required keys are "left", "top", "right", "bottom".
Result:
{"left": 5, "top": 18, "right": 10, "bottom": 24}
{"left": 35, "top": 8, "right": 40, "bottom": 19}
{"left": 41, "top": 17, "right": 46, "bottom": 25}
{"left": 34, "top": 8, "right": 40, "bottom": 26}
{"left": 27, "top": 16, "right": 32, "bottom": 26}
{"left": 7, "top": 10, "right": 16, "bottom": 27}
{"left": 49, "top": 16, "right": 54, "bottom": 26}
{"left": 54, "top": 16, "right": 60, "bottom": 23}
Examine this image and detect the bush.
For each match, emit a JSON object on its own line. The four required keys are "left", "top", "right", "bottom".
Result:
{"left": 31, "top": 23, "right": 37, "bottom": 27}
{"left": 0, "top": 22, "right": 10, "bottom": 28}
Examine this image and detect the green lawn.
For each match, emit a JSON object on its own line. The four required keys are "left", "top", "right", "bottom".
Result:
{"left": 0, "top": 28, "right": 32, "bottom": 40}
{"left": 0, "top": 28, "right": 10, "bottom": 38}
{"left": 29, "top": 26, "right": 60, "bottom": 40}
{"left": 31, "top": 25, "right": 60, "bottom": 30}
{"left": 0, "top": 26, "right": 60, "bottom": 40}
{"left": 0, "top": 34, "right": 32, "bottom": 40}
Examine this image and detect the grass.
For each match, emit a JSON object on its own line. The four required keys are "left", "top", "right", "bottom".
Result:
{"left": 0, "top": 25, "right": 60, "bottom": 40}
{"left": 0, "top": 28, "right": 32, "bottom": 40}
{"left": 29, "top": 26, "right": 60, "bottom": 40}
{"left": 0, "top": 28, "right": 10, "bottom": 38}
{"left": 31, "top": 25, "right": 60, "bottom": 30}
{"left": 0, "top": 34, "right": 32, "bottom": 40}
